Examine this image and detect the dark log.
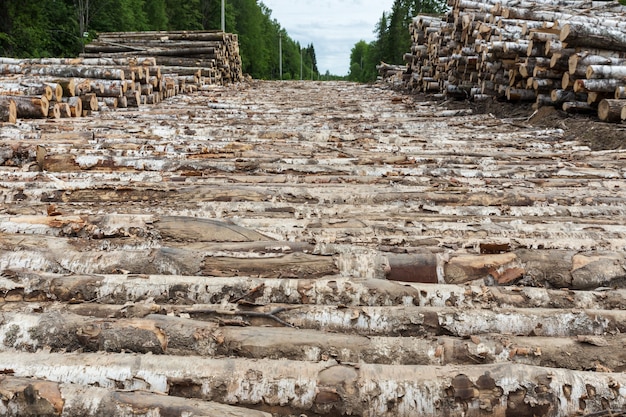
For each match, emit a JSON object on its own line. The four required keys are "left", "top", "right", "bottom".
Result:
{"left": 0, "top": 375, "right": 270, "bottom": 417}
{"left": 12, "top": 95, "right": 49, "bottom": 118}
{"left": 598, "top": 98, "right": 626, "bottom": 123}
{"left": 0, "top": 96, "right": 17, "bottom": 123}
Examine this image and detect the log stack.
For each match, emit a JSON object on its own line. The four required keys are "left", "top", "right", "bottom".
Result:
{"left": 82, "top": 30, "right": 243, "bottom": 86}
{"left": 0, "top": 31, "right": 242, "bottom": 123}
{"left": 382, "top": 0, "right": 626, "bottom": 122}
{"left": 1, "top": 81, "right": 626, "bottom": 416}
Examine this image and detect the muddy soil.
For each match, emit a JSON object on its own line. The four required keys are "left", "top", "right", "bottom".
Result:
{"left": 408, "top": 93, "right": 626, "bottom": 150}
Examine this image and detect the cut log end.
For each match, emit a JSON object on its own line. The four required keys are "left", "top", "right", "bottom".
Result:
{"left": 0, "top": 96, "right": 17, "bottom": 123}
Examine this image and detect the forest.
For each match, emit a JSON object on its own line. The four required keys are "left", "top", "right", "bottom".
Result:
{"left": 348, "top": 0, "right": 447, "bottom": 82}
{"left": 0, "top": 0, "right": 317, "bottom": 80}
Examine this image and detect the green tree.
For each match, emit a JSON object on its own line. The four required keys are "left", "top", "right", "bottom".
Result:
{"left": 164, "top": 0, "right": 202, "bottom": 30}
{"left": 350, "top": 0, "right": 446, "bottom": 82}
{"left": 144, "top": 0, "right": 168, "bottom": 30}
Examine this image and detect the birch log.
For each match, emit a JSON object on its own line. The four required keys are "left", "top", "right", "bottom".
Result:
{"left": 560, "top": 23, "right": 626, "bottom": 52}
{"left": 1, "top": 352, "right": 625, "bottom": 417}
{"left": 0, "top": 375, "right": 271, "bottom": 417}
{"left": 598, "top": 98, "right": 626, "bottom": 122}
{"left": 0, "top": 96, "right": 17, "bottom": 123}
{"left": 11, "top": 95, "right": 49, "bottom": 118}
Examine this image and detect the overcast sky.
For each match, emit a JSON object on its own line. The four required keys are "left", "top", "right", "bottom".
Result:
{"left": 262, "top": 0, "right": 395, "bottom": 76}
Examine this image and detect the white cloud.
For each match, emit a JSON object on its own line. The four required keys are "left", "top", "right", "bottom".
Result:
{"left": 261, "top": 0, "right": 395, "bottom": 75}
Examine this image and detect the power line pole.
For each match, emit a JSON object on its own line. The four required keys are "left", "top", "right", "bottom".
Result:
{"left": 300, "top": 48, "right": 303, "bottom": 80}
{"left": 221, "top": 0, "right": 225, "bottom": 32}
{"left": 279, "top": 34, "right": 282, "bottom": 80}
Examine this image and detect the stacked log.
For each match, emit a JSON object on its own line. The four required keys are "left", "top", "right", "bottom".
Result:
{"left": 81, "top": 30, "right": 243, "bottom": 85}
{"left": 1, "top": 81, "right": 626, "bottom": 416}
{"left": 385, "top": 0, "right": 626, "bottom": 122}
{"left": 0, "top": 31, "right": 242, "bottom": 123}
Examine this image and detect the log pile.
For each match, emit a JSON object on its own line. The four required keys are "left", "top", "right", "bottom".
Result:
{"left": 383, "top": 0, "right": 626, "bottom": 122}
{"left": 0, "top": 31, "right": 242, "bottom": 123}
{"left": 82, "top": 30, "right": 243, "bottom": 86}
{"left": 0, "top": 81, "right": 625, "bottom": 416}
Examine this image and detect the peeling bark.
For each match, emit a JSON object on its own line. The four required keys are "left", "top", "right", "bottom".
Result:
{"left": 1, "top": 353, "right": 625, "bottom": 416}
{"left": 0, "top": 375, "right": 271, "bottom": 417}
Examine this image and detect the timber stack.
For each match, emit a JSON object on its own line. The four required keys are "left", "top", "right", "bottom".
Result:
{"left": 383, "top": 0, "right": 626, "bottom": 122}
{"left": 0, "top": 31, "right": 242, "bottom": 122}
{"left": 82, "top": 30, "right": 243, "bottom": 86}
{"left": 0, "top": 56, "right": 182, "bottom": 120}
{"left": 1, "top": 80, "right": 625, "bottom": 416}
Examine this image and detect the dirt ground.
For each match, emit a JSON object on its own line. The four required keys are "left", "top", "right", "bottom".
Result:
{"left": 410, "top": 93, "right": 626, "bottom": 150}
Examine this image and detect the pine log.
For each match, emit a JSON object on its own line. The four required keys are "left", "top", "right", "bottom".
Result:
{"left": 11, "top": 95, "right": 49, "bottom": 118}
{"left": 0, "top": 96, "right": 17, "bottom": 123}
{"left": 2, "top": 352, "right": 625, "bottom": 416}
{"left": 598, "top": 98, "right": 626, "bottom": 123}
{"left": 0, "top": 375, "right": 271, "bottom": 417}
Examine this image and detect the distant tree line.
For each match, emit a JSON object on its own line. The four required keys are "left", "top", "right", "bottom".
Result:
{"left": 0, "top": 0, "right": 318, "bottom": 80}
{"left": 348, "top": 0, "right": 446, "bottom": 83}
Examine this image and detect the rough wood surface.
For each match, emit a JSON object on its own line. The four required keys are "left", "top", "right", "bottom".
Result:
{"left": 0, "top": 81, "right": 625, "bottom": 416}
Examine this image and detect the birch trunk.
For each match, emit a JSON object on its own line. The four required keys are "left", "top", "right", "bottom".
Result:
{"left": 1, "top": 352, "right": 625, "bottom": 417}
{"left": 598, "top": 98, "right": 626, "bottom": 123}
{"left": 0, "top": 375, "right": 271, "bottom": 417}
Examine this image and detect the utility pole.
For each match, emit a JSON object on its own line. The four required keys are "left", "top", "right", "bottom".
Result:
{"left": 300, "top": 48, "right": 303, "bottom": 80}
{"left": 221, "top": 0, "right": 225, "bottom": 32}
{"left": 279, "top": 34, "right": 282, "bottom": 80}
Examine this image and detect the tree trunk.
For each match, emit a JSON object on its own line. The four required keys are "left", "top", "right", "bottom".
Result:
{"left": 0, "top": 375, "right": 271, "bottom": 417}
{"left": 560, "top": 23, "right": 626, "bottom": 52}
{"left": 586, "top": 65, "right": 626, "bottom": 80}
{"left": 1, "top": 352, "right": 625, "bottom": 417}
{"left": 11, "top": 95, "right": 49, "bottom": 118}
{"left": 598, "top": 98, "right": 626, "bottom": 123}
{"left": 574, "top": 78, "right": 624, "bottom": 93}
{"left": 1, "top": 309, "right": 624, "bottom": 371}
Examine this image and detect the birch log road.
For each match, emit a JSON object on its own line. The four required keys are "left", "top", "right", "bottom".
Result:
{"left": 0, "top": 80, "right": 625, "bottom": 416}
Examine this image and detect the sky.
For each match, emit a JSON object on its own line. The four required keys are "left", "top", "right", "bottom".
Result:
{"left": 262, "top": 0, "right": 396, "bottom": 76}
